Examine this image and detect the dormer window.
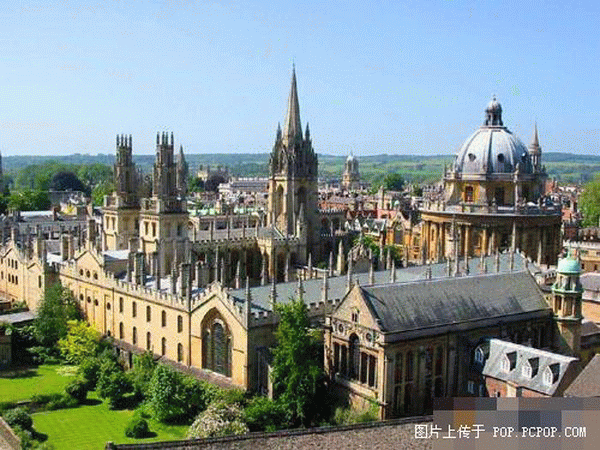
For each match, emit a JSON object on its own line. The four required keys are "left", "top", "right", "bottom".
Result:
{"left": 544, "top": 363, "right": 560, "bottom": 385}
{"left": 501, "top": 351, "right": 517, "bottom": 372}
{"left": 523, "top": 357, "right": 539, "bottom": 378}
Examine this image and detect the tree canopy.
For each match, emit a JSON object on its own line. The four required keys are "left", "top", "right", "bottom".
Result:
{"left": 580, "top": 175, "right": 600, "bottom": 227}
{"left": 271, "top": 300, "right": 325, "bottom": 427}
{"left": 34, "top": 283, "right": 81, "bottom": 347}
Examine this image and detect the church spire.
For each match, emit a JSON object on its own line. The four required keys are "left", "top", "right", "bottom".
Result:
{"left": 283, "top": 65, "right": 302, "bottom": 144}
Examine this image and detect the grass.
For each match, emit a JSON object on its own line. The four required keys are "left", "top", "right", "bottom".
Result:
{"left": 33, "top": 392, "right": 188, "bottom": 450}
{"left": 0, "top": 364, "right": 76, "bottom": 403}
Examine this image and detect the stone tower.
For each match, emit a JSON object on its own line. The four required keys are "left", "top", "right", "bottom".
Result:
{"left": 342, "top": 152, "right": 360, "bottom": 191}
{"left": 267, "top": 66, "right": 318, "bottom": 262}
{"left": 176, "top": 145, "right": 189, "bottom": 199}
{"left": 139, "top": 132, "right": 189, "bottom": 276}
{"left": 552, "top": 251, "right": 583, "bottom": 357}
{"left": 103, "top": 135, "right": 141, "bottom": 250}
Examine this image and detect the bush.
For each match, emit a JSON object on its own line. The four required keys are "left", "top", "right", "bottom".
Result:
{"left": 124, "top": 417, "right": 150, "bottom": 438}
{"left": 46, "top": 394, "right": 78, "bottom": 411}
{"left": 98, "top": 371, "right": 132, "bottom": 409}
{"left": 187, "top": 401, "right": 248, "bottom": 439}
{"left": 333, "top": 404, "right": 378, "bottom": 425}
{"left": 78, "top": 357, "right": 101, "bottom": 389}
{"left": 244, "top": 397, "right": 288, "bottom": 432}
{"left": 27, "top": 346, "right": 62, "bottom": 364}
{"left": 65, "top": 378, "right": 88, "bottom": 402}
{"left": 3, "top": 407, "right": 33, "bottom": 430}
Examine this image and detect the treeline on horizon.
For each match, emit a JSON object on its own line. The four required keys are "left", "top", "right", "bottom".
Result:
{"left": 1, "top": 152, "right": 599, "bottom": 187}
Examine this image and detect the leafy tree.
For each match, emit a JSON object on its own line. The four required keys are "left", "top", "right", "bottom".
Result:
{"left": 189, "top": 177, "right": 204, "bottom": 193}
{"left": 58, "top": 321, "right": 101, "bottom": 364}
{"left": 187, "top": 400, "right": 248, "bottom": 439}
{"left": 382, "top": 172, "right": 404, "bottom": 191}
{"left": 78, "top": 356, "right": 102, "bottom": 389}
{"left": 271, "top": 300, "right": 325, "bottom": 427}
{"left": 91, "top": 180, "right": 114, "bottom": 206}
{"left": 34, "top": 283, "right": 80, "bottom": 347}
{"left": 147, "top": 364, "right": 188, "bottom": 422}
{"left": 49, "top": 171, "right": 89, "bottom": 194}
{"left": 580, "top": 175, "right": 600, "bottom": 227}
{"left": 8, "top": 189, "right": 50, "bottom": 211}
{"left": 98, "top": 370, "right": 132, "bottom": 409}
{"left": 129, "top": 351, "right": 157, "bottom": 400}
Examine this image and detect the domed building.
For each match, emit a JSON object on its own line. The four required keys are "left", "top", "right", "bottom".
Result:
{"left": 420, "top": 98, "right": 561, "bottom": 265}
{"left": 342, "top": 152, "right": 361, "bottom": 191}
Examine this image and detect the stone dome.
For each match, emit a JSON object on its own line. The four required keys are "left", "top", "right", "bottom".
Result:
{"left": 453, "top": 98, "right": 533, "bottom": 175}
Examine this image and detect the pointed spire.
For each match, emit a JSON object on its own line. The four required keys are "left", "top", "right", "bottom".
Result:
{"left": 283, "top": 65, "right": 302, "bottom": 143}
{"left": 347, "top": 257, "right": 353, "bottom": 292}
{"left": 322, "top": 271, "right": 329, "bottom": 302}
{"left": 531, "top": 122, "right": 540, "bottom": 147}
{"left": 297, "top": 275, "right": 304, "bottom": 301}
{"left": 245, "top": 277, "right": 252, "bottom": 321}
{"left": 276, "top": 122, "right": 282, "bottom": 141}
{"left": 270, "top": 277, "right": 277, "bottom": 308}
{"left": 305, "top": 122, "right": 310, "bottom": 141}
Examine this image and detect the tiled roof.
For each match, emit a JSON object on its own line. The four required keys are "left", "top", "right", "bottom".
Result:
{"left": 564, "top": 354, "right": 600, "bottom": 397}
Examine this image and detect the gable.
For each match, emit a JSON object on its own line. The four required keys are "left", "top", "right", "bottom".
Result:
{"left": 75, "top": 250, "right": 103, "bottom": 272}
{"left": 332, "top": 285, "right": 381, "bottom": 331}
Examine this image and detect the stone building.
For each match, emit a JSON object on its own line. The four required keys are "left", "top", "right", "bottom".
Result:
{"left": 341, "top": 153, "right": 361, "bottom": 191}
{"left": 420, "top": 99, "right": 561, "bottom": 266}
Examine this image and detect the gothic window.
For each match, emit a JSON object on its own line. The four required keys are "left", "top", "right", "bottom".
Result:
{"left": 201, "top": 311, "right": 232, "bottom": 377}
{"left": 146, "top": 306, "right": 151, "bottom": 322}
{"left": 161, "top": 337, "right": 166, "bottom": 356}
{"left": 132, "top": 301, "right": 137, "bottom": 317}
{"left": 132, "top": 327, "right": 137, "bottom": 345}
{"left": 162, "top": 310, "right": 167, "bottom": 327}
{"left": 119, "top": 322, "right": 123, "bottom": 339}
{"left": 119, "top": 297, "right": 123, "bottom": 313}
{"left": 146, "top": 332, "right": 151, "bottom": 351}
{"left": 177, "top": 315, "right": 183, "bottom": 333}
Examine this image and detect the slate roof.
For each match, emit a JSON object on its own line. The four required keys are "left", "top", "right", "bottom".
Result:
{"left": 480, "top": 339, "right": 577, "bottom": 396}
{"left": 229, "top": 252, "right": 538, "bottom": 315}
{"left": 564, "top": 354, "right": 600, "bottom": 397}
{"left": 358, "top": 271, "right": 550, "bottom": 333}
{"left": 0, "top": 311, "right": 36, "bottom": 325}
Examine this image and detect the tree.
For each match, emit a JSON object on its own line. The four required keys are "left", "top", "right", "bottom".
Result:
{"left": 382, "top": 172, "right": 404, "bottom": 191}
{"left": 271, "top": 300, "right": 325, "bottom": 427}
{"left": 34, "top": 283, "right": 80, "bottom": 347}
{"left": 7, "top": 189, "right": 50, "bottom": 211}
{"left": 58, "top": 320, "right": 101, "bottom": 364}
{"left": 91, "top": 180, "right": 114, "bottom": 206}
{"left": 49, "top": 171, "right": 89, "bottom": 194}
{"left": 580, "top": 175, "right": 600, "bottom": 227}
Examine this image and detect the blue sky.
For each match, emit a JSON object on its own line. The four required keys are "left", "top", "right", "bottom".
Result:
{"left": 0, "top": 0, "right": 598, "bottom": 157}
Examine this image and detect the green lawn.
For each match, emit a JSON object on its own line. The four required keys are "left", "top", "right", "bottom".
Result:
{"left": 0, "top": 364, "right": 76, "bottom": 403}
{"left": 33, "top": 392, "right": 188, "bottom": 450}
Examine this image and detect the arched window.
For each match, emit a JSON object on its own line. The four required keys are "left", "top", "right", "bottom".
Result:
{"left": 201, "top": 311, "right": 232, "bottom": 377}
{"left": 177, "top": 315, "right": 183, "bottom": 333}
{"left": 349, "top": 334, "right": 360, "bottom": 380}
{"left": 132, "top": 327, "right": 137, "bottom": 345}
{"left": 161, "top": 337, "right": 166, "bottom": 356}
{"left": 146, "top": 332, "right": 151, "bottom": 351}
{"left": 119, "top": 322, "right": 124, "bottom": 339}
{"left": 132, "top": 301, "right": 137, "bottom": 317}
{"left": 146, "top": 305, "right": 151, "bottom": 322}
{"left": 161, "top": 310, "right": 167, "bottom": 327}
{"left": 177, "top": 343, "right": 183, "bottom": 363}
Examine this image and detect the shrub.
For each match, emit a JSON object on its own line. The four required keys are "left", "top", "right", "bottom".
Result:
{"left": 244, "top": 397, "right": 288, "bottom": 432}
{"left": 58, "top": 320, "right": 101, "bottom": 364}
{"left": 124, "top": 417, "right": 150, "bottom": 438}
{"left": 46, "top": 394, "right": 78, "bottom": 411}
{"left": 98, "top": 371, "right": 132, "bottom": 409}
{"left": 187, "top": 401, "right": 248, "bottom": 439}
{"left": 3, "top": 407, "right": 33, "bottom": 430}
{"left": 333, "top": 404, "right": 378, "bottom": 425}
{"left": 129, "top": 351, "right": 157, "bottom": 400}
{"left": 78, "top": 357, "right": 101, "bottom": 389}
{"left": 65, "top": 378, "right": 88, "bottom": 402}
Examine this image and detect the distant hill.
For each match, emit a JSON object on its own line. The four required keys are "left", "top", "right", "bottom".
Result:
{"left": 3, "top": 152, "right": 599, "bottom": 184}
